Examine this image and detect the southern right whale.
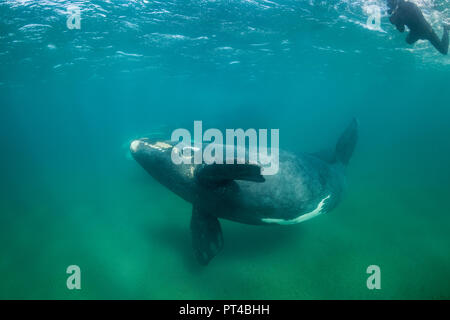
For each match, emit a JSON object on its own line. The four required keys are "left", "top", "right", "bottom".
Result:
{"left": 130, "top": 119, "right": 358, "bottom": 265}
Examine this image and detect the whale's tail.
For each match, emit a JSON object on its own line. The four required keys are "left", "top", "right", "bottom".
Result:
{"left": 334, "top": 118, "right": 359, "bottom": 165}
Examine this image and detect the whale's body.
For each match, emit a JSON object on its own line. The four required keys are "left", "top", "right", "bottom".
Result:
{"left": 131, "top": 119, "right": 358, "bottom": 265}
{"left": 190, "top": 149, "right": 345, "bottom": 226}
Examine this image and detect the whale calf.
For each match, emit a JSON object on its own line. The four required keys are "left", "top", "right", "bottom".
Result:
{"left": 131, "top": 119, "right": 358, "bottom": 265}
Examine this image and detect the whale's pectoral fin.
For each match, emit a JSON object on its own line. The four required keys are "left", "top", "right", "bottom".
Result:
{"left": 190, "top": 205, "right": 224, "bottom": 265}
{"left": 195, "top": 163, "right": 265, "bottom": 186}
{"left": 311, "top": 148, "right": 336, "bottom": 164}
{"left": 335, "top": 118, "right": 358, "bottom": 165}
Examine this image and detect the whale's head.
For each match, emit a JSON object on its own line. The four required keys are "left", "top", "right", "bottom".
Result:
{"left": 130, "top": 138, "right": 195, "bottom": 201}
{"left": 130, "top": 138, "right": 173, "bottom": 167}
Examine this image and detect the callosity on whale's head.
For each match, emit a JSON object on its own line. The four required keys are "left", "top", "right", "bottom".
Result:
{"left": 130, "top": 138, "right": 196, "bottom": 202}
{"left": 130, "top": 138, "right": 173, "bottom": 168}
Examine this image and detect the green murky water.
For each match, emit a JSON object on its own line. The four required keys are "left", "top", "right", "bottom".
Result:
{"left": 0, "top": 0, "right": 449, "bottom": 299}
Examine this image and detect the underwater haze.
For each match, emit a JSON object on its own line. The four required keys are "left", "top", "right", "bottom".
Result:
{"left": 0, "top": 0, "right": 449, "bottom": 299}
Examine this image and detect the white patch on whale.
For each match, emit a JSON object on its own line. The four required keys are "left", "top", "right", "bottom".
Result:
{"left": 262, "top": 195, "right": 331, "bottom": 225}
{"left": 151, "top": 141, "right": 172, "bottom": 150}
{"left": 131, "top": 140, "right": 172, "bottom": 153}
{"left": 130, "top": 140, "right": 140, "bottom": 152}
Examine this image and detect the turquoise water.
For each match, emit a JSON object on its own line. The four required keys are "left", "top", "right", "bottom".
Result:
{"left": 0, "top": 0, "right": 449, "bottom": 299}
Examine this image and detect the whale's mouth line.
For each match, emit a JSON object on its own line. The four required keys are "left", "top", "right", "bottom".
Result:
{"left": 261, "top": 194, "right": 331, "bottom": 225}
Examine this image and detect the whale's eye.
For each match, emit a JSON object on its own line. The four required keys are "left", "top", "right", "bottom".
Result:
{"left": 182, "top": 146, "right": 195, "bottom": 159}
